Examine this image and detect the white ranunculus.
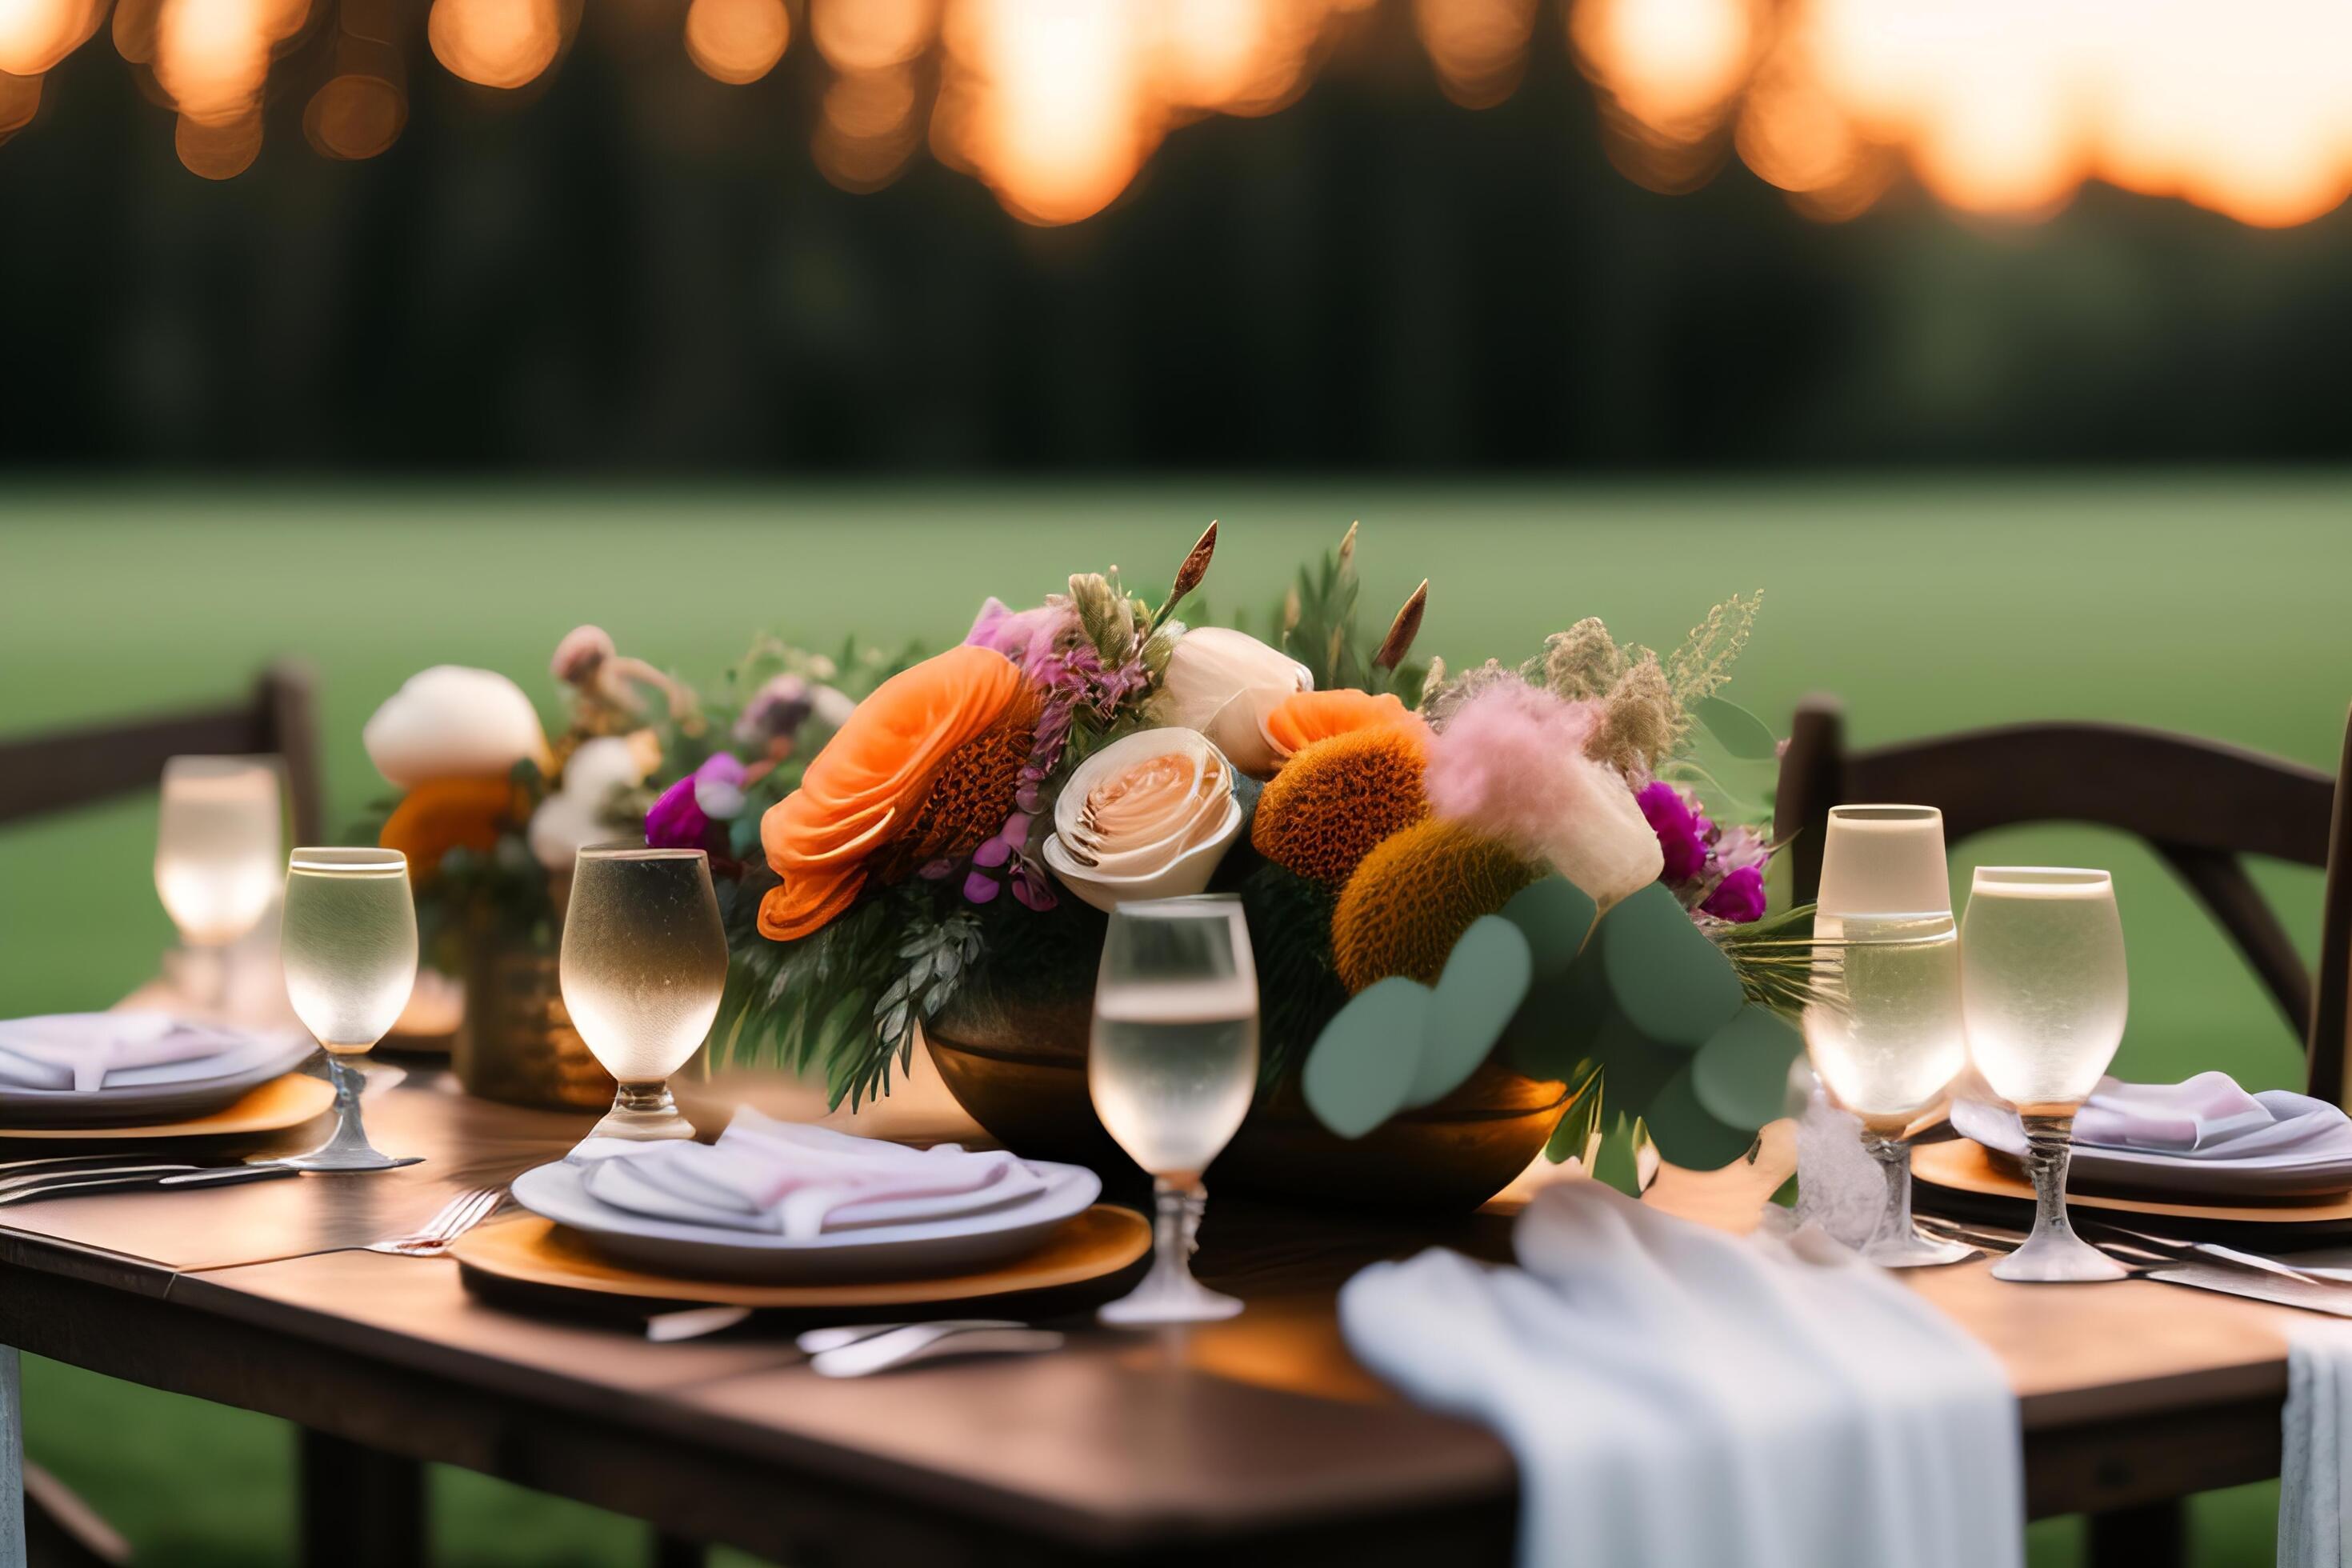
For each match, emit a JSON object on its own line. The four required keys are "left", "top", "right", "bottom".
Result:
{"left": 526, "top": 736, "right": 652, "bottom": 872}
{"left": 1042, "top": 728, "right": 1242, "bottom": 913}
{"left": 1156, "top": 626, "right": 1311, "bottom": 778}
{"left": 1550, "top": 755, "right": 1666, "bottom": 910}
{"left": 363, "top": 666, "right": 548, "bottom": 786}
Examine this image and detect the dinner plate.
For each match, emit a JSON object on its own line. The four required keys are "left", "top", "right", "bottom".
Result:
{"left": 1914, "top": 1137, "right": 2352, "bottom": 1230}
{"left": 1948, "top": 1097, "right": 2352, "bottom": 1198}
{"left": 509, "top": 1157, "right": 1104, "bottom": 1281}
{"left": 0, "top": 1036, "right": 319, "bottom": 1127}
{"left": 0, "top": 1073, "right": 336, "bottom": 1142}
{"left": 453, "top": 1206, "right": 1149, "bottom": 1308}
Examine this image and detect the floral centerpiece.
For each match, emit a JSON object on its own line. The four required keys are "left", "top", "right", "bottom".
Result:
{"left": 681, "top": 524, "right": 1812, "bottom": 1208}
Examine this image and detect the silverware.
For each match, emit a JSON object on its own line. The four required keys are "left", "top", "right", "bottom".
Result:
{"left": 645, "top": 1306, "right": 756, "bottom": 1344}
{"left": 807, "top": 1322, "right": 1063, "bottom": 1378}
{"left": 2144, "top": 1262, "right": 2352, "bottom": 1318}
{"left": 0, "top": 1165, "right": 298, "bottom": 1206}
{"left": 366, "top": 1187, "right": 504, "bottom": 1256}
{"left": 795, "top": 1319, "right": 1023, "bottom": 1355}
{"left": 0, "top": 1161, "right": 210, "bottom": 1197}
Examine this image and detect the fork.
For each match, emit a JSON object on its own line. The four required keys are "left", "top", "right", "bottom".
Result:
{"left": 366, "top": 1186, "right": 504, "bottom": 1256}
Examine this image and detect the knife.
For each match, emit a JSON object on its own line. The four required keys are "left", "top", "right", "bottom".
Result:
{"left": 0, "top": 1165, "right": 298, "bottom": 1206}
{"left": 2146, "top": 1262, "right": 2352, "bottom": 1318}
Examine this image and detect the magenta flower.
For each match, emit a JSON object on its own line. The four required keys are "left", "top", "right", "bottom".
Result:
{"left": 1702, "top": 864, "right": 1767, "bottom": 923}
{"left": 965, "top": 597, "right": 1081, "bottom": 677}
{"left": 1637, "top": 781, "right": 1711, "bottom": 884}
{"left": 645, "top": 754, "right": 748, "bottom": 850}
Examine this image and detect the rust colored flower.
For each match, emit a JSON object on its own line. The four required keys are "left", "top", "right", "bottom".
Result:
{"left": 758, "top": 646, "right": 1032, "bottom": 942}
{"left": 1262, "top": 687, "right": 1428, "bottom": 765}
{"left": 378, "top": 775, "right": 522, "bottom": 878}
{"left": 1332, "top": 818, "right": 1541, "bottom": 992}
{"left": 1250, "top": 725, "right": 1430, "bottom": 886}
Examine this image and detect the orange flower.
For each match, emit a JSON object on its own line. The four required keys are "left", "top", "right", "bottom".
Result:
{"left": 1263, "top": 688, "right": 1427, "bottom": 764}
{"left": 758, "top": 646, "right": 1031, "bottom": 941}
{"left": 378, "top": 776, "right": 522, "bottom": 878}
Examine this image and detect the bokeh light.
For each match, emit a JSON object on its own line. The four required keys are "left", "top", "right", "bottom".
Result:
{"left": 1415, "top": 0, "right": 1535, "bottom": 110}
{"left": 940, "top": 0, "right": 1157, "bottom": 226}
{"left": 809, "top": 0, "right": 930, "bottom": 73}
{"left": 0, "top": 69, "right": 38, "bottom": 142}
{"left": 684, "top": 0, "right": 786, "bottom": 86}
{"left": 814, "top": 62, "right": 921, "bottom": 191}
{"left": 173, "top": 106, "right": 259, "bottom": 175}
{"left": 304, "top": 70, "right": 405, "bottom": 158}
{"left": 428, "top": 0, "right": 561, "bottom": 90}
{"left": 0, "top": 0, "right": 102, "bottom": 76}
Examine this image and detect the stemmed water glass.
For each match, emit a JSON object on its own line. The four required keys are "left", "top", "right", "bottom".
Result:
{"left": 558, "top": 846, "right": 729, "bottom": 1146}
{"left": 1090, "top": 894, "right": 1258, "bottom": 1325}
{"left": 278, "top": 847, "right": 422, "bottom": 1171}
{"left": 156, "top": 756, "right": 283, "bottom": 1013}
{"left": 1801, "top": 805, "right": 1974, "bottom": 1267}
{"left": 1961, "top": 867, "right": 2131, "bottom": 1283}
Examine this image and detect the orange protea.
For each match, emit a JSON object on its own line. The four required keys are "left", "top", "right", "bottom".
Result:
{"left": 1331, "top": 818, "right": 1541, "bottom": 991}
{"left": 378, "top": 776, "right": 522, "bottom": 878}
{"left": 1263, "top": 687, "right": 1427, "bottom": 765}
{"left": 1250, "top": 725, "right": 1430, "bottom": 885}
{"left": 759, "top": 646, "right": 1031, "bottom": 942}
{"left": 868, "top": 694, "right": 1038, "bottom": 882}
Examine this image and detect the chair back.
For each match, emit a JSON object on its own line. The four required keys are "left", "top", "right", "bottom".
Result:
{"left": 1774, "top": 698, "right": 2352, "bottom": 1104}
{"left": 0, "top": 662, "right": 324, "bottom": 845}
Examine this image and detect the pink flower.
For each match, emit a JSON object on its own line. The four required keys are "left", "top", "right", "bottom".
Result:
{"left": 645, "top": 754, "right": 747, "bottom": 850}
{"left": 965, "top": 598, "right": 1081, "bottom": 677}
{"left": 1702, "top": 865, "right": 1767, "bottom": 923}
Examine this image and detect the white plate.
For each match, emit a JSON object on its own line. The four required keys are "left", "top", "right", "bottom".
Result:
{"left": 0, "top": 1037, "right": 320, "bottom": 1127}
{"left": 1952, "top": 1094, "right": 2352, "bottom": 1198}
{"left": 510, "top": 1158, "right": 1103, "bottom": 1282}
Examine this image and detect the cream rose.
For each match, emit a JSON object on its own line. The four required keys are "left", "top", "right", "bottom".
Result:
{"left": 1155, "top": 626, "right": 1311, "bottom": 778}
{"left": 1042, "top": 729, "right": 1242, "bottom": 912}
{"left": 526, "top": 735, "right": 653, "bottom": 872}
{"left": 363, "top": 666, "right": 549, "bottom": 786}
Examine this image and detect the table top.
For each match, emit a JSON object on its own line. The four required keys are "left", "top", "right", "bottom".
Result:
{"left": 0, "top": 1059, "right": 2322, "bottom": 1559}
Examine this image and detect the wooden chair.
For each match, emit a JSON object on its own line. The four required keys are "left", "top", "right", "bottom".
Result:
{"left": 1775, "top": 696, "right": 2352, "bottom": 1568}
{"left": 0, "top": 665, "right": 327, "bottom": 1568}
{"left": 0, "top": 663, "right": 325, "bottom": 842}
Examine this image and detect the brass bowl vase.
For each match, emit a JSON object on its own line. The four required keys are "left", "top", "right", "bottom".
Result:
{"left": 924, "top": 984, "right": 1569, "bottom": 1212}
{"left": 455, "top": 921, "right": 615, "bottom": 1113}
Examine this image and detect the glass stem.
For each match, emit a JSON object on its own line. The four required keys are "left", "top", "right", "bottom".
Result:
{"left": 308, "top": 1056, "right": 387, "bottom": 1162}
{"left": 1858, "top": 1130, "right": 1915, "bottom": 1246}
{"left": 1154, "top": 1177, "right": 1200, "bottom": 1281}
{"left": 2021, "top": 1114, "right": 2079, "bottom": 1246}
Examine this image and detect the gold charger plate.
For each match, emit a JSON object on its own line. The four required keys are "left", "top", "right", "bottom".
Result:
{"left": 0, "top": 1073, "right": 335, "bottom": 1142}
{"left": 1914, "top": 1136, "right": 2352, "bottom": 1227}
{"left": 450, "top": 1206, "right": 1152, "bottom": 1309}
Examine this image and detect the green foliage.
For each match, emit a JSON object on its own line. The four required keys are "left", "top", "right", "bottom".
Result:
{"left": 1234, "top": 858, "right": 1350, "bottom": 1086}
{"left": 1590, "top": 1112, "right": 1651, "bottom": 1197}
{"left": 1265, "top": 523, "right": 1431, "bottom": 707}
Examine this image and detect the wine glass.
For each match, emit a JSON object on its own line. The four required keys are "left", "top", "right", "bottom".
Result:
{"left": 279, "top": 847, "right": 421, "bottom": 1172}
{"left": 558, "top": 846, "right": 728, "bottom": 1145}
{"left": 156, "top": 756, "right": 283, "bottom": 1012}
{"left": 1961, "top": 867, "right": 2130, "bottom": 1283}
{"left": 1089, "top": 894, "right": 1258, "bottom": 1326}
{"left": 1801, "top": 805, "right": 1974, "bottom": 1267}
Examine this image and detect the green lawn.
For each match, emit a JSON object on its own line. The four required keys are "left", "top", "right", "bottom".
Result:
{"left": 3, "top": 480, "right": 2347, "bottom": 1564}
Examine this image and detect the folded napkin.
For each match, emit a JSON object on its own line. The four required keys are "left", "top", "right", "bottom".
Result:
{"left": 0, "top": 1013, "right": 290, "bottom": 1093}
{"left": 1340, "top": 1181, "right": 2022, "bottom": 1568}
{"left": 582, "top": 1110, "right": 1050, "bottom": 1238}
{"left": 1954, "top": 1073, "right": 2351, "bottom": 1162}
{"left": 2280, "top": 1318, "right": 2352, "bottom": 1568}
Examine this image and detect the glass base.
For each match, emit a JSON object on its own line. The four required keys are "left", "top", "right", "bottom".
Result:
{"left": 1099, "top": 1177, "right": 1242, "bottom": 1326}
{"left": 278, "top": 1054, "right": 421, "bottom": 1173}
{"left": 1862, "top": 1226, "right": 1979, "bottom": 1269}
{"left": 588, "top": 1082, "right": 696, "bottom": 1142}
{"left": 1990, "top": 1225, "right": 2130, "bottom": 1282}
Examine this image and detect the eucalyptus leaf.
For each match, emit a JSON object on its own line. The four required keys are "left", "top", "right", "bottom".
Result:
{"left": 1642, "top": 1064, "right": 1762, "bottom": 1171}
{"left": 1598, "top": 883, "right": 1745, "bottom": 1048}
{"left": 1410, "top": 917, "right": 1532, "bottom": 1109}
{"left": 1302, "top": 978, "right": 1431, "bottom": 1139}
{"left": 1690, "top": 1003, "right": 1806, "bottom": 1130}
{"left": 1693, "top": 695, "right": 1780, "bottom": 761}
{"left": 1545, "top": 1070, "right": 1602, "bottom": 1164}
{"left": 1590, "top": 1112, "right": 1649, "bottom": 1197}
{"left": 1501, "top": 938, "right": 1611, "bottom": 1084}
{"left": 1498, "top": 877, "right": 1598, "bottom": 978}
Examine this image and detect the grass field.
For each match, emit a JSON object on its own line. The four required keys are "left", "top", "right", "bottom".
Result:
{"left": 3, "top": 480, "right": 2349, "bottom": 1565}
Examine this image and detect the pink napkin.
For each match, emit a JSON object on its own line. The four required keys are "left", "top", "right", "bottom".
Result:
{"left": 2072, "top": 1071, "right": 2275, "bottom": 1152}
{"left": 0, "top": 1013, "right": 254, "bottom": 1093}
{"left": 583, "top": 1110, "right": 1050, "bottom": 1237}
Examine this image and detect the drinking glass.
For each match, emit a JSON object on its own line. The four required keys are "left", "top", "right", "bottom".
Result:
{"left": 156, "top": 756, "right": 283, "bottom": 1009}
{"left": 280, "top": 848, "right": 421, "bottom": 1171}
{"left": 559, "top": 846, "right": 728, "bottom": 1144}
{"left": 1802, "top": 805, "right": 1974, "bottom": 1267}
{"left": 1961, "top": 867, "right": 2130, "bottom": 1283}
{"left": 1090, "top": 894, "right": 1258, "bottom": 1325}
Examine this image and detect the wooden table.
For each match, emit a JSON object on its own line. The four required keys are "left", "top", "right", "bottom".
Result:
{"left": 0, "top": 1069, "right": 2319, "bottom": 1567}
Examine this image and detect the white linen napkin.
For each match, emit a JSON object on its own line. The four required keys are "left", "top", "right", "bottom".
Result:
{"left": 1954, "top": 1074, "right": 2350, "bottom": 1161}
{"left": 582, "top": 1110, "right": 1050, "bottom": 1238}
{"left": 1338, "top": 1181, "right": 2022, "bottom": 1568}
{"left": 0, "top": 1013, "right": 281, "bottom": 1092}
{"left": 2280, "top": 1318, "right": 2352, "bottom": 1568}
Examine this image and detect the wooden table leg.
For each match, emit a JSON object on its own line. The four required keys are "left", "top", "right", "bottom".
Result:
{"left": 298, "top": 1429, "right": 422, "bottom": 1568}
{"left": 2086, "top": 1499, "right": 2187, "bottom": 1568}
{"left": 2, "top": 1349, "right": 24, "bottom": 1568}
